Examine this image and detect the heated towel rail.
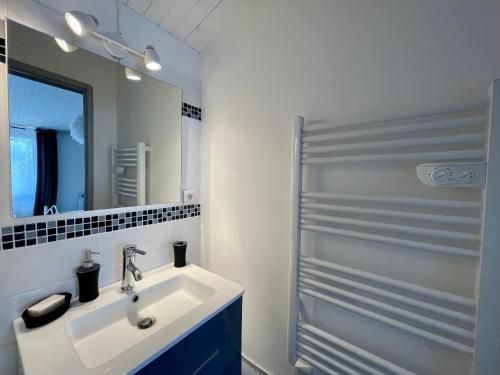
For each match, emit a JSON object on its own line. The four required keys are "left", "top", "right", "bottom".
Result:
{"left": 289, "top": 80, "right": 500, "bottom": 374}
{"left": 111, "top": 142, "right": 150, "bottom": 207}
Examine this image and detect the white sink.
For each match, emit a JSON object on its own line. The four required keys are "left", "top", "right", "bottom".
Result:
{"left": 66, "top": 275, "right": 216, "bottom": 369}
{"left": 14, "top": 264, "right": 244, "bottom": 375}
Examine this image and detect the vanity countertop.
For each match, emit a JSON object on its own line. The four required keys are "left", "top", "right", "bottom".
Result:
{"left": 13, "top": 264, "right": 244, "bottom": 375}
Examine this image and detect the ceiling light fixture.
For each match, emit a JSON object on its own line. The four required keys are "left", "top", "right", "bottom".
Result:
{"left": 144, "top": 45, "right": 162, "bottom": 71}
{"left": 125, "top": 67, "right": 141, "bottom": 81}
{"left": 54, "top": 37, "right": 79, "bottom": 53}
{"left": 64, "top": 9, "right": 163, "bottom": 72}
{"left": 64, "top": 11, "right": 98, "bottom": 37}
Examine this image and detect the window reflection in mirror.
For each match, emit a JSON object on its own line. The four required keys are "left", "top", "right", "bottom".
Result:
{"left": 9, "top": 68, "right": 86, "bottom": 218}
{"left": 7, "top": 20, "right": 182, "bottom": 218}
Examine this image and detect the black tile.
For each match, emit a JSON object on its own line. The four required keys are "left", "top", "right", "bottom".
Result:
{"left": 15, "top": 240, "right": 25, "bottom": 248}
{"left": 2, "top": 234, "right": 13, "bottom": 242}
{"left": 67, "top": 219, "right": 75, "bottom": 225}
{"left": 57, "top": 220, "right": 65, "bottom": 227}
{"left": 14, "top": 233, "right": 25, "bottom": 240}
{"left": 26, "top": 239, "right": 36, "bottom": 246}
{"left": 67, "top": 232, "right": 75, "bottom": 239}
{"left": 3, "top": 242, "right": 13, "bottom": 250}
{"left": 14, "top": 225, "right": 24, "bottom": 233}
{"left": 37, "top": 222, "right": 46, "bottom": 230}
{"left": 48, "top": 235, "right": 57, "bottom": 242}
{"left": 26, "top": 223, "right": 36, "bottom": 231}
{"left": 58, "top": 227, "right": 66, "bottom": 234}
{"left": 48, "top": 228, "right": 56, "bottom": 235}
{"left": 75, "top": 218, "right": 83, "bottom": 224}
{"left": 37, "top": 229, "right": 46, "bottom": 237}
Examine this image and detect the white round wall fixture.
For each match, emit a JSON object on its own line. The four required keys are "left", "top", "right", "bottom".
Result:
{"left": 102, "top": 32, "right": 128, "bottom": 59}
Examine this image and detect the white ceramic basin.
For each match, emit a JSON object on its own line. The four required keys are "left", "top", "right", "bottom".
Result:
{"left": 14, "top": 264, "right": 244, "bottom": 375}
{"left": 66, "top": 274, "right": 216, "bottom": 368}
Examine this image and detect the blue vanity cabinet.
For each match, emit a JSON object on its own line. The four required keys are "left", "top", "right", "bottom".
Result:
{"left": 136, "top": 297, "right": 242, "bottom": 375}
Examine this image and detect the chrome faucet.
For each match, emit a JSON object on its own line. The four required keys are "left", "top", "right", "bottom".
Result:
{"left": 121, "top": 245, "right": 146, "bottom": 292}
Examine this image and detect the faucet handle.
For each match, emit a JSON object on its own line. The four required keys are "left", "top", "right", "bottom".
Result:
{"left": 123, "top": 244, "right": 146, "bottom": 256}
{"left": 134, "top": 248, "right": 146, "bottom": 255}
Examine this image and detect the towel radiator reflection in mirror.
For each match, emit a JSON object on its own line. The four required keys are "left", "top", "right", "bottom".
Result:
{"left": 111, "top": 142, "right": 150, "bottom": 207}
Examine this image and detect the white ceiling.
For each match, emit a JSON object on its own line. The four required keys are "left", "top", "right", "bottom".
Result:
{"left": 8, "top": 74, "right": 84, "bottom": 131}
{"left": 123, "top": 0, "right": 250, "bottom": 52}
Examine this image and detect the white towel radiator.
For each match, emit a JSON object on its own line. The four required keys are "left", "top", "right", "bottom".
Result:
{"left": 111, "top": 142, "right": 150, "bottom": 207}
{"left": 289, "top": 80, "right": 500, "bottom": 374}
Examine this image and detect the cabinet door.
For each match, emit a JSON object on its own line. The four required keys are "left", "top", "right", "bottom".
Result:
{"left": 136, "top": 297, "right": 242, "bottom": 375}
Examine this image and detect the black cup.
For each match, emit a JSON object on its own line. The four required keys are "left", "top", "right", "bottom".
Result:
{"left": 173, "top": 241, "right": 187, "bottom": 268}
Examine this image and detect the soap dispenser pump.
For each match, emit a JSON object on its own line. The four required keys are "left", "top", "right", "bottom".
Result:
{"left": 76, "top": 249, "right": 100, "bottom": 302}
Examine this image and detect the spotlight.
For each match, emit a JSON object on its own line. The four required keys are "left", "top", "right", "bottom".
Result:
{"left": 144, "top": 45, "right": 162, "bottom": 71}
{"left": 54, "top": 37, "right": 79, "bottom": 53}
{"left": 65, "top": 11, "right": 98, "bottom": 37}
{"left": 125, "top": 67, "right": 141, "bottom": 81}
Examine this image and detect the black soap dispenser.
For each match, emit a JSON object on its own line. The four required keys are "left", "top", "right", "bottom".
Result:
{"left": 76, "top": 250, "right": 100, "bottom": 302}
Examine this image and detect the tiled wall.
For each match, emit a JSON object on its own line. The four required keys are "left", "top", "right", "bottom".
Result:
{"left": 1, "top": 204, "right": 200, "bottom": 250}
{"left": 1, "top": 101, "right": 202, "bottom": 252}
{"left": 0, "top": 214, "right": 202, "bottom": 374}
{"left": 182, "top": 102, "right": 202, "bottom": 121}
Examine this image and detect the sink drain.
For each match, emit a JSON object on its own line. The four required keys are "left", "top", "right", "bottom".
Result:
{"left": 137, "top": 317, "right": 156, "bottom": 329}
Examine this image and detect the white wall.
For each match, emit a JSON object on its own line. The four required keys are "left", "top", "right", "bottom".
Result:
{"left": 200, "top": 0, "right": 500, "bottom": 374}
{"left": 0, "top": 1, "right": 202, "bottom": 374}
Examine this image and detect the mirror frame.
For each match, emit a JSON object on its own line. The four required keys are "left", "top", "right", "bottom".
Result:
{"left": 2, "top": 18, "right": 185, "bottom": 226}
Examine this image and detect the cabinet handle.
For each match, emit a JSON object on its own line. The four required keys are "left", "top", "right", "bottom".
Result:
{"left": 191, "top": 349, "right": 220, "bottom": 375}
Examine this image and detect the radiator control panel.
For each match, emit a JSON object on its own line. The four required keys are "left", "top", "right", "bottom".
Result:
{"left": 416, "top": 162, "right": 486, "bottom": 187}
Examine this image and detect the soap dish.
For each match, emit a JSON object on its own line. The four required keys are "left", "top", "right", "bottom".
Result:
{"left": 22, "top": 293, "right": 72, "bottom": 329}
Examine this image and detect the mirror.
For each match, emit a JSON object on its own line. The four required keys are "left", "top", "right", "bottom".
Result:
{"left": 6, "top": 20, "right": 182, "bottom": 218}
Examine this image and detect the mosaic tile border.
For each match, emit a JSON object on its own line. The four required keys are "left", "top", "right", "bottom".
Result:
{"left": 1, "top": 204, "right": 201, "bottom": 251}
{"left": 182, "top": 102, "right": 202, "bottom": 121}
{"left": 0, "top": 38, "right": 5, "bottom": 64}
